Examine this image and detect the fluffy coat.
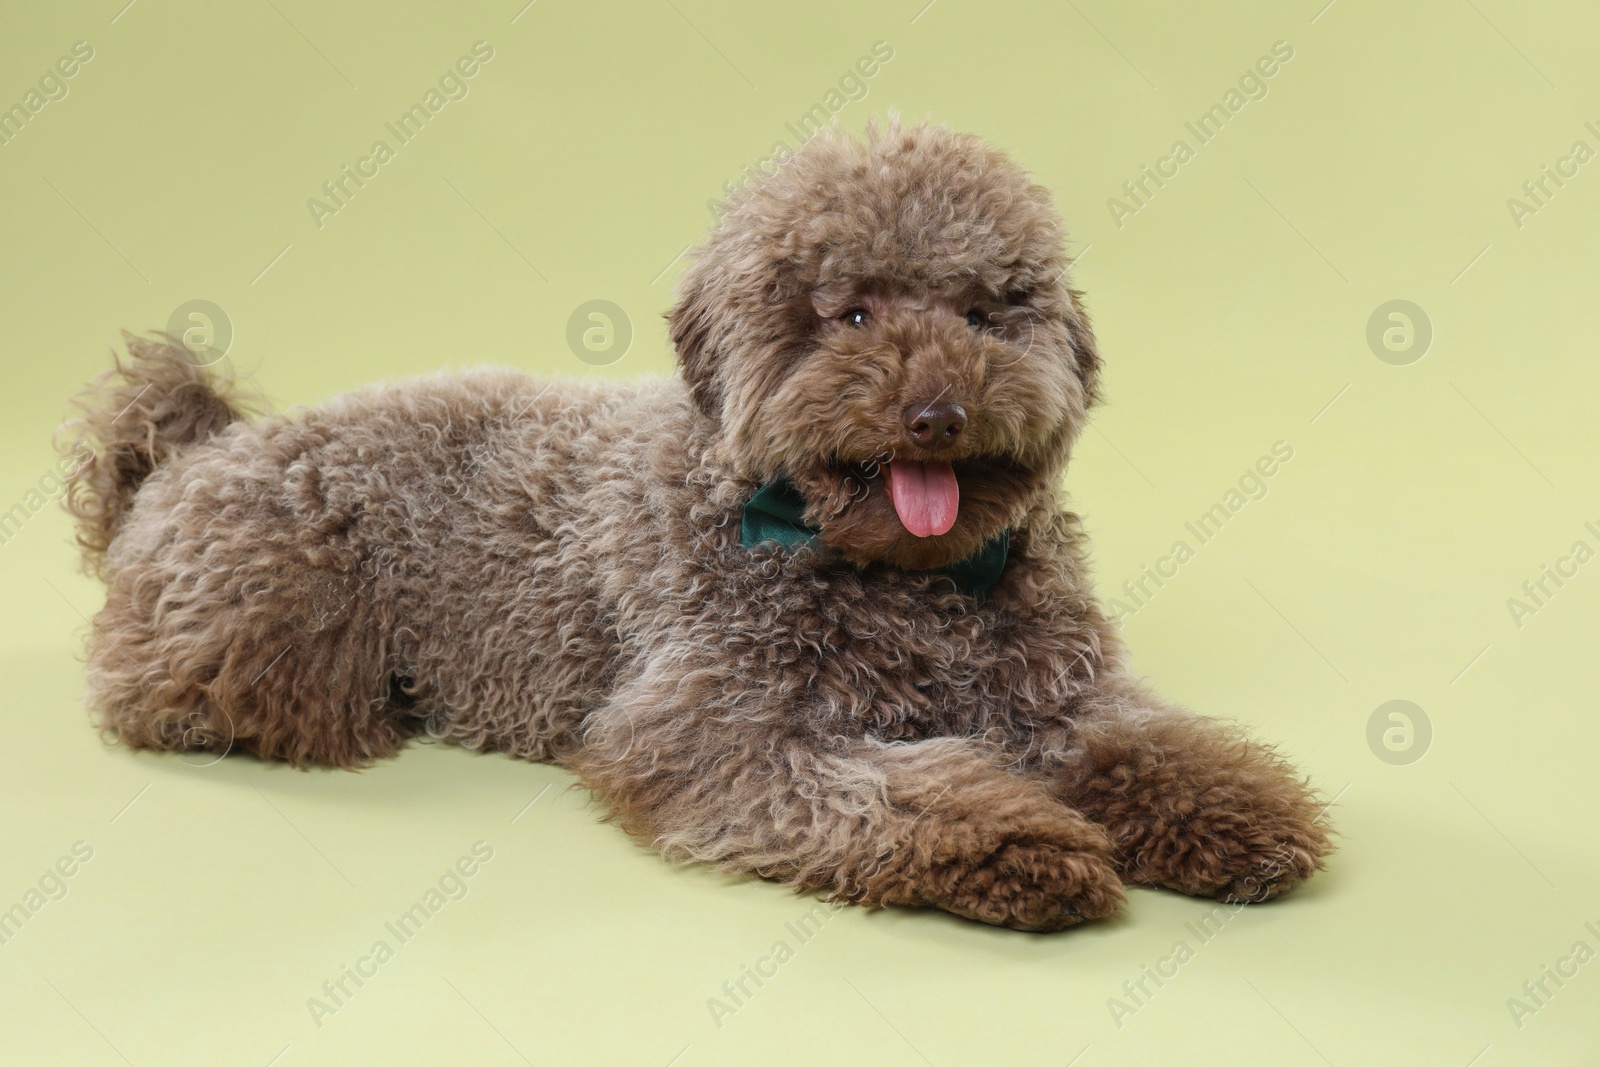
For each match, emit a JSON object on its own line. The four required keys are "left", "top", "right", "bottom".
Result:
{"left": 61, "top": 121, "right": 1330, "bottom": 930}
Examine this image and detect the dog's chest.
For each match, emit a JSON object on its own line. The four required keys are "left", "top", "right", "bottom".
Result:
{"left": 700, "top": 563, "right": 1097, "bottom": 740}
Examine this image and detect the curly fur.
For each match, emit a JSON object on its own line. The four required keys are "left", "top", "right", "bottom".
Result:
{"left": 59, "top": 331, "right": 249, "bottom": 579}
{"left": 60, "top": 120, "right": 1331, "bottom": 930}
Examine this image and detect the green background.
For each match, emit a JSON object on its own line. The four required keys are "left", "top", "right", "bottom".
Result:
{"left": 3, "top": 0, "right": 1598, "bottom": 1063}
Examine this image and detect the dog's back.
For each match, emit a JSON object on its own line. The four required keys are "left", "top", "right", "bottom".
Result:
{"left": 61, "top": 339, "right": 689, "bottom": 766}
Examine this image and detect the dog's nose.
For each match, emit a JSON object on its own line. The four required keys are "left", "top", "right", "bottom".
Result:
{"left": 902, "top": 400, "right": 967, "bottom": 449}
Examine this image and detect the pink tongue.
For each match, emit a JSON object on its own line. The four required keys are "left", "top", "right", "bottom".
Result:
{"left": 886, "top": 459, "right": 959, "bottom": 538}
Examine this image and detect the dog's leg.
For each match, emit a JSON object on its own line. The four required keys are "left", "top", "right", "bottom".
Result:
{"left": 1050, "top": 681, "right": 1333, "bottom": 903}
{"left": 572, "top": 675, "right": 1125, "bottom": 931}
{"left": 87, "top": 538, "right": 416, "bottom": 769}
{"left": 845, "top": 741, "right": 1127, "bottom": 930}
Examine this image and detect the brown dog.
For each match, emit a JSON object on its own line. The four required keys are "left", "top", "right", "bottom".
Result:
{"left": 61, "top": 120, "right": 1330, "bottom": 930}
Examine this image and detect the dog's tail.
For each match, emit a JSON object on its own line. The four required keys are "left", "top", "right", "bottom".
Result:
{"left": 59, "top": 332, "right": 249, "bottom": 578}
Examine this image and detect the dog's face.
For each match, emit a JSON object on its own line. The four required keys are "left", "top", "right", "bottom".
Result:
{"left": 670, "top": 122, "right": 1100, "bottom": 571}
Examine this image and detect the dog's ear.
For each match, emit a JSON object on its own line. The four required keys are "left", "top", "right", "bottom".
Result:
{"left": 1058, "top": 284, "right": 1103, "bottom": 407}
{"left": 667, "top": 263, "right": 725, "bottom": 419}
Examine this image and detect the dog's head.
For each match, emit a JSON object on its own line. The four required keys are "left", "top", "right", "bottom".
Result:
{"left": 670, "top": 120, "right": 1100, "bottom": 571}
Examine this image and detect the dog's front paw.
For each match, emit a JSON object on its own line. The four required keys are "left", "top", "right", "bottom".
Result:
{"left": 1177, "top": 812, "right": 1329, "bottom": 904}
{"left": 865, "top": 811, "right": 1126, "bottom": 931}
{"left": 932, "top": 836, "right": 1126, "bottom": 931}
{"left": 1111, "top": 783, "right": 1332, "bottom": 903}
{"left": 1064, "top": 712, "right": 1334, "bottom": 903}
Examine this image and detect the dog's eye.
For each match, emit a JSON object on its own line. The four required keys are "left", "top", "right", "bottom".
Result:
{"left": 965, "top": 310, "right": 986, "bottom": 328}
{"left": 840, "top": 308, "right": 870, "bottom": 327}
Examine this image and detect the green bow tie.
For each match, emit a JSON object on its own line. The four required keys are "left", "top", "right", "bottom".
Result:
{"left": 739, "top": 477, "right": 1010, "bottom": 597}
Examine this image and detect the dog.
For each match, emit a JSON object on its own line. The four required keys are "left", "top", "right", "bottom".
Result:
{"left": 61, "top": 120, "right": 1330, "bottom": 931}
